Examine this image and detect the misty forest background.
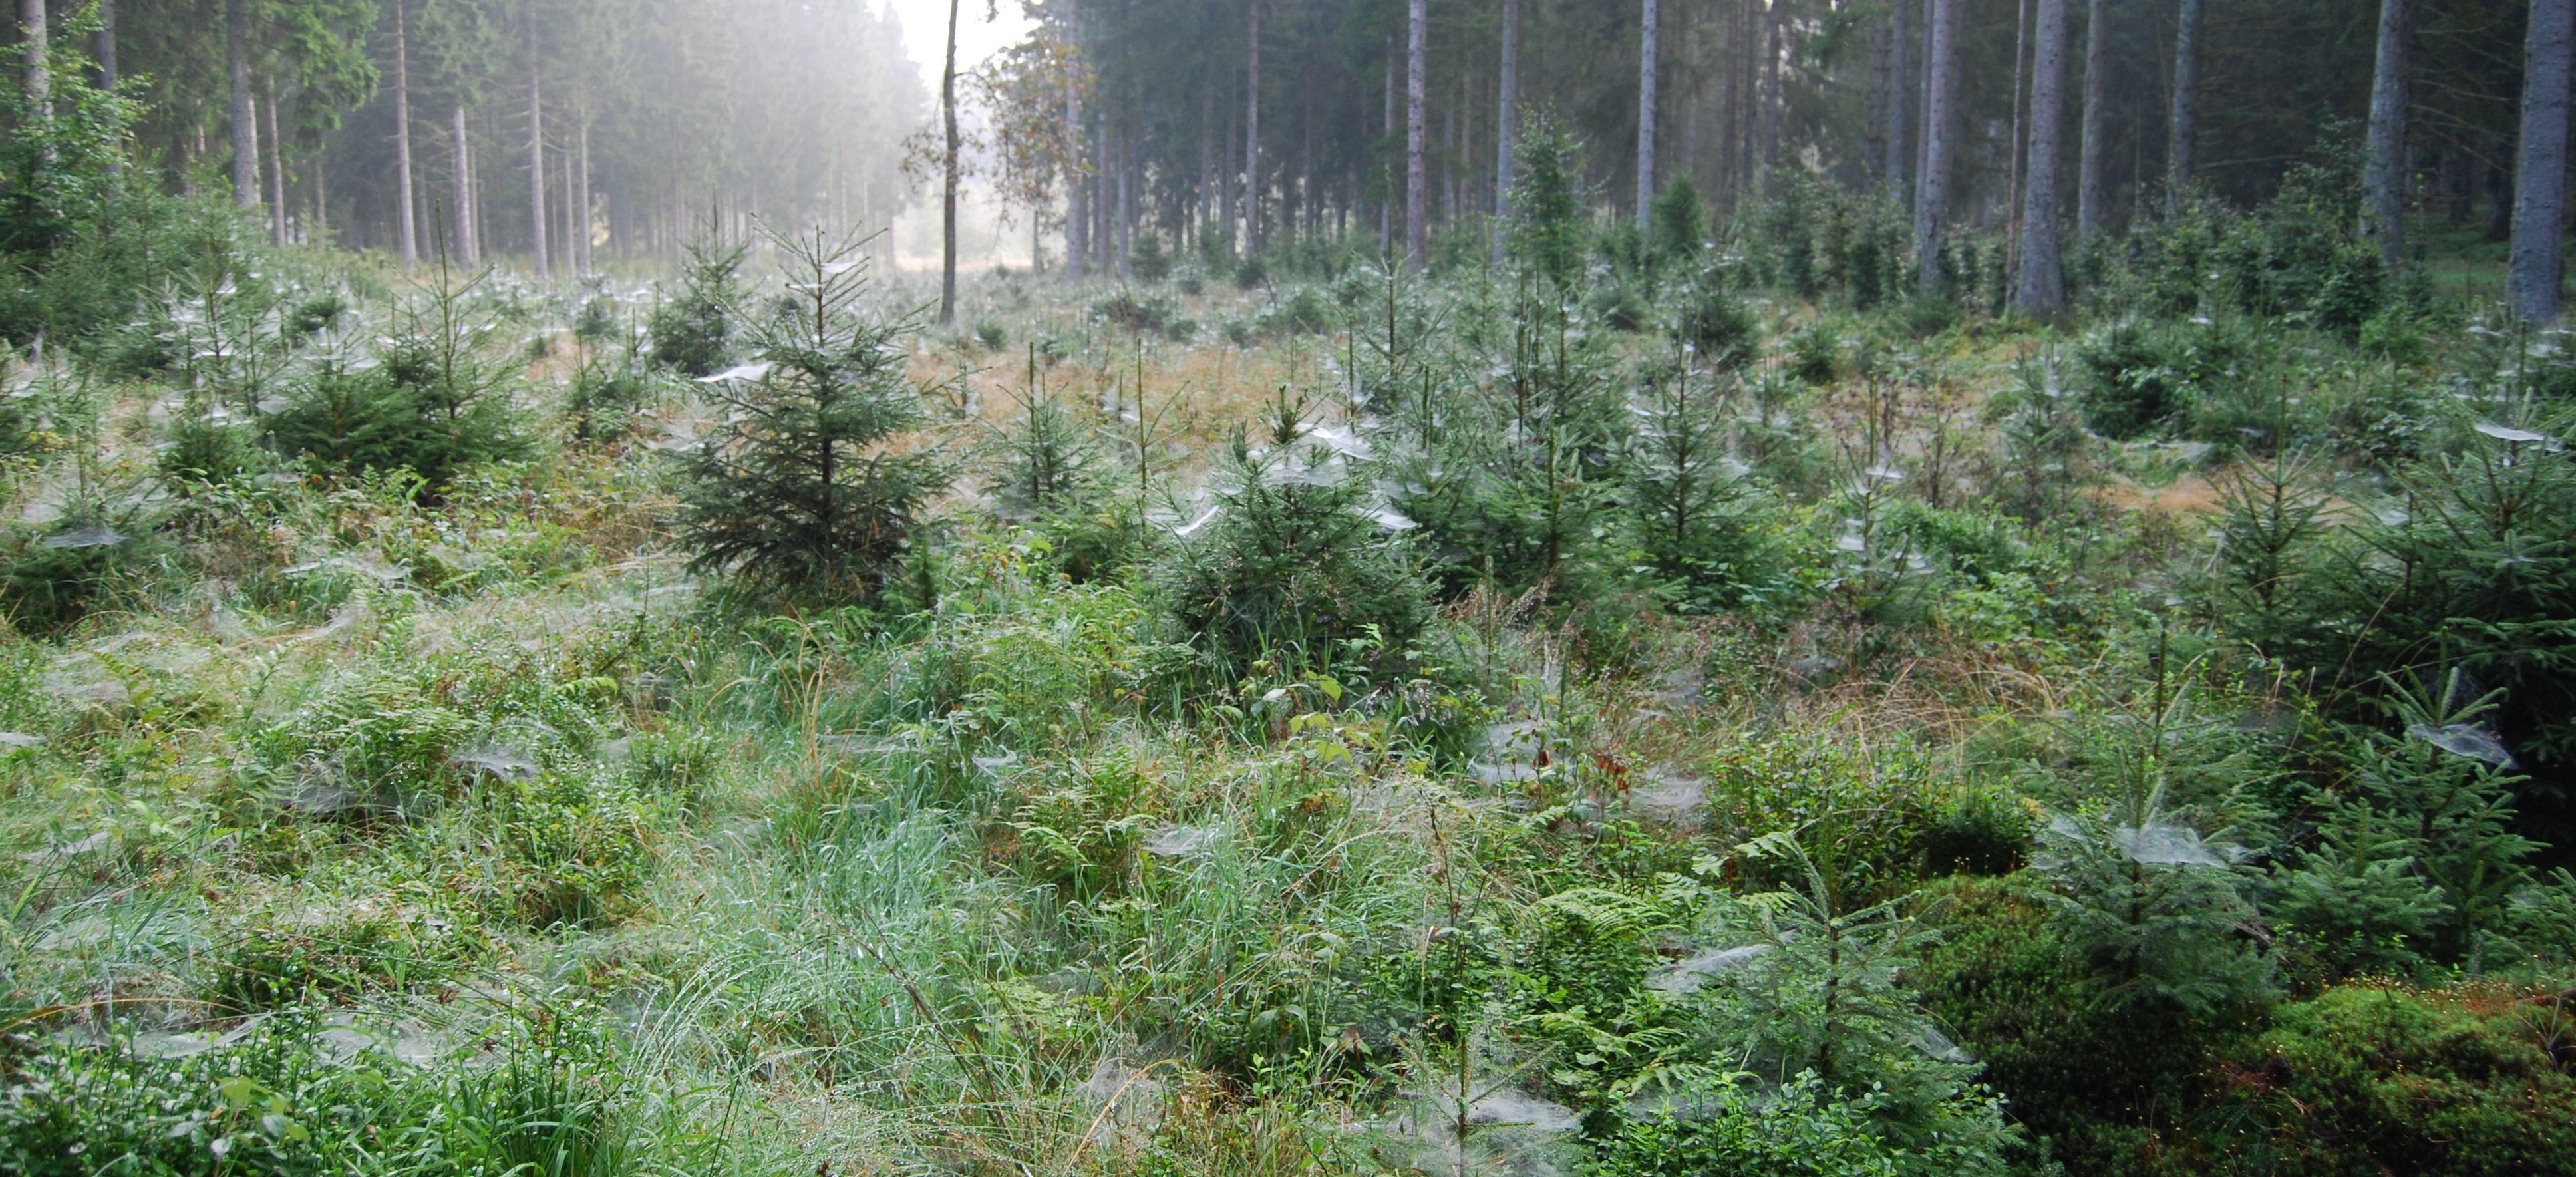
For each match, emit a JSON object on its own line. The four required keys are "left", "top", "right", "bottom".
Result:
{"left": 13, "top": 0, "right": 2576, "bottom": 1175}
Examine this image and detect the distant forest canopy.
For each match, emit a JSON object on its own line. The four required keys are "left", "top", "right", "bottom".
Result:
{"left": 0, "top": 0, "right": 2559, "bottom": 277}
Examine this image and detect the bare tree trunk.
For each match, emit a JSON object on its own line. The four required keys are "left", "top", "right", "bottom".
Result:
{"left": 1065, "top": 13, "right": 1086, "bottom": 282}
{"left": 557, "top": 136, "right": 571, "bottom": 273}
{"left": 1914, "top": 0, "right": 1957, "bottom": 291}
{"left": 1637, "top": 0, "right": 1659, "bottom": 222}
{"left": 18, "top": 0, "right": 45, "bottom": 119}
{"left": 1494, "top": 0, "right": 1517, "bottom": 259}
{"left": 2168, "top": 0, "right": 2201, "bottom": 208}
{"left": 2014, "top": 0, "right": 2068, "bottom": 315}
{"left": 1405, "top": 0, "right": 1428, "bottom": 269}
{"left": 94, "top": 0, "right": 113, "bottom": 89}
{"left": 1117, "top": 125, "right": 1133, "bottom": 276}
{"left": 939, "top": 0, "right": 961, "bottom": 324}
{"left": 1682, "top": 17, "right": 1700, "bottom": 192}
{"left": 229, "top": 0, "right": 256, "bottom": 207}
{"left": 1198, "top": 71, "right": 1214, "bottom": 249}
{"left": 1887, "top": 0, "right": 1909, "bottom": 202}
{"left": 1245, "top": 0, "right": 1261, "bottom": 255}
{"left": 2512, "top": 0, "right": 2573, "bottom": 321}
{"left": 2076, "top": 0, "right": 2106, "bottom": 236}
{"left": 527, "top": 15, "right": 548, "bottom": 281}
{"left": 575, "top": 109, "right": 591, "bottom": 273}
{"left": 393, "top": 0, "right": 417, "bottom": 267}
{"left": 1298, "top": 82, "right": 1319, "bottom": 236}
{"left": 2006, "top": 0, "right": 2030, "bottom": 271}
{"left": 1759, "top": 1, "right": 1782, "bottom": 184}
{"left": 2362, "top": 0, "right": 2410, "bottom": 266}
{"left": 1381, "top": 36, "right": 1394, "bottom": 253}
{"left": 263, "top": 88, "right": 287, "bottom": 244}
{"left": 452, "top": 103, "right": 476, "bottom": 265}
{"left": 1217, "top": 100, "right": 1234, "bottom": 257}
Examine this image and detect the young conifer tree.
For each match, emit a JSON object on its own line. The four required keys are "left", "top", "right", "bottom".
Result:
{"left": 649, "top": 237, "right": 748, "bottom": 377}
{"left": 680, "top": 228, "right": 949, "bottom": 601}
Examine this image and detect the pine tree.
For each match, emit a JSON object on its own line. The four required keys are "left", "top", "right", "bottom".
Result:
{"left": 679, "top": 228, "right": 951, "bottom": 601}
{"left": 647, "top": 236, "right": 746, "bottom": 377}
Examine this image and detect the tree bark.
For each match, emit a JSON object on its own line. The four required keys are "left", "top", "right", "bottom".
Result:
{"left": 1759, "top": 0, "right": 1782, "bottom": 184}
{"left": 1117, "top": 124, "right": 1133, "bottom": 277}
{"left": 1064, "top": 8, "right": 1086, "bottom": 281}
{"left": 1197, "top": 68, "right": 1213, "bottom": 249}
{"left": 1495, "top": 0, "right": 1517, "bottom": 259}
{"left": 1405, "top": 0, "right": 1427, "bottom": 269}
{"left": 229, "top": 0, "right": 256, "bottom": 207}
{"left": 263, "top": 87, "right": 287, "bottom": 244}
{"left": 2014, "top": 0, "right": 2068, "bottom": 315}
{"left": 939, "top": 0, "right": 961, "bottom": 324}
{"left": 94, "top": 0, "right": 114, "bottom": 90}
{"left": 393, "top": 0, "right": 418, "bottom": 267}
{"left": 1886, "top": 0, "right": 1909, "bottom": 202}
{"left": 2169, "top": 0, "right": 2201, "bottom": 208}
{"left": 2511, "top": 0, "right": 2573, "bottom": 322}
{"left": 2362, "top": 0, "right": 2410, "bottom": 267}
{"left": 1637, "top": 0, "right": 1659, "bottom": 222}
{"left": 2076, "top": 0, "right": 2106, "bottom": 236}
{"left": 1245, "top": 0, "right": 1261, "bottom": 255}
{"left": 2007, "top": 0, "right": 2030, "bottom": 269}
{"left": 1380, "top": 35, "right": 1394, "bottom": 253}
{"left": 1914, "top": 0, "right": 1957, "bottom": 290}
{"left": 527, "top": 11, "right": 548, "bottom": 281}
{"left": 575, "top": 108, "right": 591, "bottom": 273}
{"left": 452, "top": 103, "right": 476, "bottom": 265}
{"left": 16, "top": 0, "right": 43, "bottom": 119}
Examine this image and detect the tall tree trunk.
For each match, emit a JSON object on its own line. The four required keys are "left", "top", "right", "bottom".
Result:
{"left": 1914, "top": 0, "right": 1957, "bottom": 291}
{"left": 1637, "top": 0, "right": 1659, "bottom": 222}
{"left": 1198, "top": 70, "right": 1213, "bottom": 250}
{"left": 2007, "top": 0, "right": 2030, "bottom": 268}
{"left": 263, "top": 88, "right": 287, "bottom": 244}
{"left": 1301, "top": 83, "right": 1316, "bottom": 236}
{"left": 575, "top": 108, "right": 590, "bottom": 273}
{"left": 1759, "top": 1, "right": 1782, "bottom": 184}
{"left": 393, "top": 0, "right": 417, "bottom": 267}
{"left": 15, "top": 0, "right": 43, "bottom": 117}
{"left": 452, "top": 103, "right": 475, "bottom": 265}
{"left": 1887, "top": 0, "right": 1909, "bottom": 202}
{"left": 1065, "top": 13, "right": 1086, "bottom": 282}
{"left": 2168, "top": 0, "right": 2201, "bottom": 208}
{"left": 229, "top": 0, "right": 256, "bottom": 207}
{"left": 1380, "top": 35, "right": 1394, "bottom": 253}
{"left": 2362, "top": 0, "right": 2410, "bottom": 267}
{"left": 939, "top": 0, "right": 961, "bottom": 325}
{"left": 1245, "top": 0, "right": 1261, "bottom": 255}
{"left": 1117, "top": 125, "right": 1133, "bottom": 277}
{"left": 2014, "top": 0, "right": 2068, "bottom": 314}
{"left": 2511, "top": 0, "right": 2573, "bottom": 322}
{"left": 1405, "top": 0, "right": 1427, "bottom": 269}
{"left": 1495, "top": 0, "right": 1517, "bottom": 259}
{"left": 2076, "top": 0, "right": 2106, "bottom": 236}
{"left": 94, "top": 0, "right": 113, "bottom": 89}
{"left": 1218, "top": 99, "right": 1235, "bottom": 257}
{"left": 527, "top": 16, "right": 547, "bottom": 281}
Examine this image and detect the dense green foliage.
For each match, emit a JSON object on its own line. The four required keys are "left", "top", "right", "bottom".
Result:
{"left": 9, "top": 43, "right": 2576, "bottom": 1173}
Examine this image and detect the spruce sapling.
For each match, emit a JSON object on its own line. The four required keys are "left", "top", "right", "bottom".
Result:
{"left": 678, "top": 227, "right": 950, "bottom": 602}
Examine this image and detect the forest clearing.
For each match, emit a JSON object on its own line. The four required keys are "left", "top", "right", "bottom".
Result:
{"left": 10, "top": 1, "right": 2576, "bottom": 1175}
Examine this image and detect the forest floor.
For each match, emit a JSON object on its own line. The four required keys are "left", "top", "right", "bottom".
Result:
{"left": 7, "top": 233, "right": 2575, "bottom": 1177}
